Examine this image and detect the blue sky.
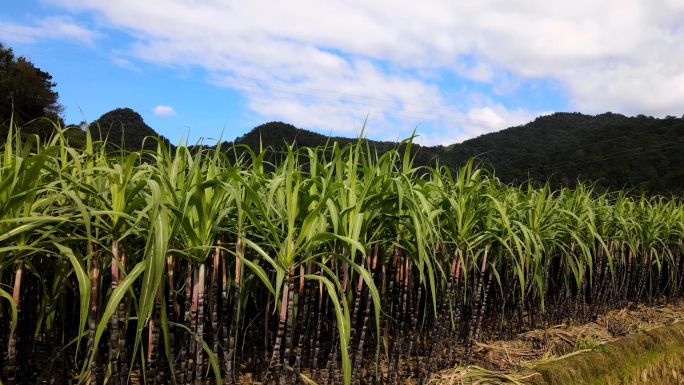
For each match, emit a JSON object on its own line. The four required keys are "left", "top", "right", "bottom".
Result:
{"left": 2, "top": 0, "right": 683, "bottom": 146}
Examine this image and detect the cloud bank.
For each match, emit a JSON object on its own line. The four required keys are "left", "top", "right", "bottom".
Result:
{"left": 0, "top": 16, "right": 100, "bottom": 45}
{"left": 35, "top": 1, "right": 684, "bottom": 143}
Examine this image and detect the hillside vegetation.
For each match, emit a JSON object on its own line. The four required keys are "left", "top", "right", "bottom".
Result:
{"left": 221, "top": 112, "right": 684, "bottom": 195}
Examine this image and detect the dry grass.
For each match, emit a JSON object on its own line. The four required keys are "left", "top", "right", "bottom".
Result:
{"left": 428, "top": 365, "right": 534, "bottom": 385}
{"left": 596, "top": 301, "right": 684, "bottom": 336}
{"left": 473, "top": 323, "right": 613, "bottom": 371}
{"left": 529, "top": 321, "right": 684, "bottom": 385}
{"left": 429, "top": 300, "right": 684, "bottom": 385}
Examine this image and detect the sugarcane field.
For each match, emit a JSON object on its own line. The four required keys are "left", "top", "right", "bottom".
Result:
{"left": 1, "top": 121, "right": 683, "bottom": 385}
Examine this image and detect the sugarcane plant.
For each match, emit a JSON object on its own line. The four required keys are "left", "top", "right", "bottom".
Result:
{"left": 0, "top": 117, "right": 683, "bottom": 385}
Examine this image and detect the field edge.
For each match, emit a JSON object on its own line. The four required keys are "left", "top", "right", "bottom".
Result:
{"left": 526, "top": 321, "right": 684, "bottom": 385}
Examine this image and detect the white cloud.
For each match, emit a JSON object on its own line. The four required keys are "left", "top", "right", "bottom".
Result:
{"left": 153, "top": 105, "right": 176, "bottom": 117}
{"left": 112, "top": 58, "right": 142, "bottom": 73}
{"left": 0, "top": 16, "right": 100, "bottom": 45}
{"left": 44, "top": 0, "right": 684, "bottom": 141}
{"left": 417, "top": 105, "right": 552, "bottom": 146}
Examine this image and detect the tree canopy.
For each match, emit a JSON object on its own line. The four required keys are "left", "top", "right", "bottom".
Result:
{"left": 0, "top": 42, "right": 63, "bottom": 128}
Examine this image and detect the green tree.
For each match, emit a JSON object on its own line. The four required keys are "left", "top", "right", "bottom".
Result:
{"left": 0, "top": 42, "right": 64, "bottom": 128}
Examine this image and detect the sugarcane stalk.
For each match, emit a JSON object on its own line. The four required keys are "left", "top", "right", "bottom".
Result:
{"left": 636, "top": 251, "right": 650, "bottom": 302}
{"left": 411, "top": 276, "right": 421, "bottom": 372}
{"left": 464, "top": 247, "right": 488, "bottom": 363}
{"left": 390, "top": 256, "right": 407, "bottom": 384}
{"left": 88, "top": 252, "right": 100, "bottom": 385}
{"left": 305, "top": 260, "right": 318, "bottom": 368}
{"left": 623, "top": 246, "right": 633, "bottom": 302}
{"left": 385, "top": 244, "right": 400, "bottom": 383}
{"left": 627, "top": 249, "right": 637, "bottom": 301}
{"left": 349, "top": 256, "right": 365, "bottom": 381}
{"left": 221, "top": 248, "right": 230, "bottom": 384}
{"left": 264, "top": 282, "right": 272, "bottom": 353}
{"left": 373, "top": 260, "right": 384, "bottom": 380}
{"left": 26, "top": 256, "right": 40, "bottom": 383}
{"left": 264, "top": 268, "right": 290, "bottom": 384}
{"left": 596, "top": 245, "right": 612, "bottom": 314}
{"left": 676, "top": 245, "right": 684, "bottom": 298}
{"left": 110, "top": 240, "right": 120, "bottom": 385}
{"left": 281, "top": 269, "right": 296, "bottom": 385}
{"left": 226, "top": 239, "right": 242, "bottom": 384}
{"left": 167, "top": 255, "right": 178, "bottom": 385}
{"left": 118, "top": 252, "right": 129, "bottom": 385}
{"left": 148, "top": 283, "right": 163, "bottom": 383}
{"left": 194, "top": 262, "right": 206, "bottom": 385}
{"left": 399, "top": 258, "right": 410, "bottom": 380}
{"left": 45, "top": 273, "right": 58, "bottom": 385}
{"left": 353, "top": 248, "right": 377, "bottom": 385}
{"left": 426, "top": 253, "right": 450, "bottom": 374}
{"left": 293, "top": 263, "right": 311, "bottom": 384}
{"left": 451, "top": 252, "right": 463, "bottom": 363}
{"left": 375, "top": 252, "right": 388, "bottom": 382}
{"left": 668, "top": 245, "right": 679, "bottom": 301}
{"left": 473, "top": 261, "right": 495, "bottom": 349}
{"left": 322, "top": 316, "right": 338, "bottom": 385}
{"left": 341, "top": 257, "right": 349, "bottom": 293}
{"left": 6, "top": 259, "right": 24, "bottom": 384}
{"left": 311, "top": 279, "right": 324, "bottom": 381}
{"left": 180, "top": 265, "right": 192, "bottom": 385}
{"left": 422, "top": 251, "right": 458, "bottom": 372}
{"left": 187, "top": 266, "right": 200, "bottom": 384}
{"left": 212, "top": 244, "right": 220, "bottom": 361}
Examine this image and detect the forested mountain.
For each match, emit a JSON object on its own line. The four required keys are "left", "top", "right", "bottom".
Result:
{"left": 511, "top": 114, "right": 684, "bottom": 195}
{"left": 229, "top": 113, "right": 640, "bottom": 174}
{"left": 228, "top": 113, "right": 684, "bottom": 195}
{"left": 89, "top": 107, "right": 173, "bottom": 152}
{"left": 225, "top": 121, "right": 449, "bottom": 169}
{"left": 445, "top": 112, "right": 632, "bottom": 170}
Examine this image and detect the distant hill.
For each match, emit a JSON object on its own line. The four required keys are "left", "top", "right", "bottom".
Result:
{"left": 445, "top": 112, "right": 632, "bottom": 169}
{"left": 230, "top": 113, "right": 639, "bottom": 170}
{"left": 89, "top": 108, "right": 173, "bottom": 152}
{"left": 508, "top": 114, "right": 684, "bottom": 195}
{"left": 225, "top": 121, "right": 448, "bottom": 169}
{"left": 58, "top": 108, "right": 684, "bottom": 196}
{"left": 233, "top": 114, "right": 684, "bottom": 195}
